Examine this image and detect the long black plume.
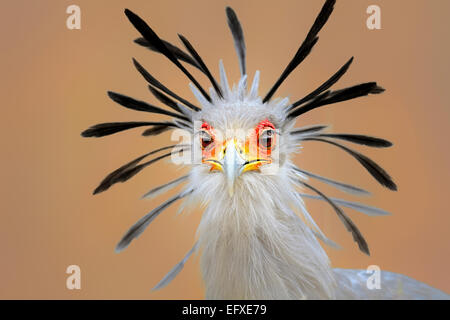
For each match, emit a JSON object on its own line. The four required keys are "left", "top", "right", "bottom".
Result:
{"left": 313, "top": 133, "right": 393, "bottom": 148}
{"left": 263, "top": 0, "right": 336, "bottom": 102}
{"left": 299, "top": 181, "right": 370, "bottom": 255}
{"left": 290, "top": 57, "right": 354, "bottom": 109}
{"left": 173, "top": 119, "right": 194, "bottom": 132}
{"left": 148, "top": 87, "right": 195, "bottom": 124}
{"left": 178, "top": 34, "right": 223, "bottom": 98}
{"left": 93, "top": 145, "right": 187, "bottom": 194}
{"left": 148, "top": 85, "right": 183, "bottom": 114}
{"left": 290, "top": 125, "right": 328, "bottom": 136}
{"left": 226, "top": 7, "right": 246, "bottom": 76}
{"left": 124, "top": 9, "right": 212, "bottom": 102}
{"left": 133, "top": 58, "right": 200, "bottom": 111}
{"left": 82, "top": 121, "right": 174, "bottom": 138}
{"left": 142, "top": 123, "right": 176, "bottom": 136}
{"left": 115, "top": 190, "right": 193, "bottom": 253}
{"left": 303, "top": 137, "right": 397, "bottom": 191}
{"left": 288, "top": 82, "right": 385, "bottom": 118}
{"left": 134, "top": 37, "right": 203, "bottom": 71}
{"left": 107, "top": 91, "right": 190, "bottom": 122}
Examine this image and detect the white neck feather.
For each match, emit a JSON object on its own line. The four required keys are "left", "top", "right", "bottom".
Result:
{"left": 193, "top": 169, "right": 336, "bottom": 299}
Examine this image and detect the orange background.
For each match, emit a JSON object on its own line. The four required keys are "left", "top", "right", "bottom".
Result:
{"left": 1, "top": 0, "right": 449, "bottom": 299}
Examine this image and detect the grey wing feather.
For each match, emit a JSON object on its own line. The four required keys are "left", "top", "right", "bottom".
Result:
{"left": 334, "top": 268, "right": 449, "bottom": 300}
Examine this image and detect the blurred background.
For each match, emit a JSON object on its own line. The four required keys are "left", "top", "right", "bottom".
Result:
{"left": 0, "top": 0, "right": 449, "bottom": 299}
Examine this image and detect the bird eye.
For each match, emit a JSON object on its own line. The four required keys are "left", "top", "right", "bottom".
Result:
{"left": 259, "top": 129, "right": 275, "bottom": 149}
{"left": 200, "top": 131, "right": 214, "bottom": 149}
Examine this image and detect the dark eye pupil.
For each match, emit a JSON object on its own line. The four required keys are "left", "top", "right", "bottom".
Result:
{"left": 202, "top": 138, "right": 211, "bottom": 148}
{"left": 260, "top": 130, "right": 274, "bottom": 148}
{"left": 262, "top": 137, "right": 272, "bottom": 148}
{"left": 201, "top": 133, "right": 213, "bottom": 148}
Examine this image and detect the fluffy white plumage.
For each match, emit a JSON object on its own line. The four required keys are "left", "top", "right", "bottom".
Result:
{"left": 187, "top": 74, "right": 334, "bottom": 298}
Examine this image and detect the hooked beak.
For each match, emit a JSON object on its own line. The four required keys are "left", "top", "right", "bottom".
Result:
{"left": 203, "top": 140, "right": 271, "bottom": 196}
{"left": 222, "top": 141, "right": 246, "bottom": 196}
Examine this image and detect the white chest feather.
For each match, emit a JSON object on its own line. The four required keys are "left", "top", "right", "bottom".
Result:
{"left": 192, "top": 171, "right": 336, "bottom": 299}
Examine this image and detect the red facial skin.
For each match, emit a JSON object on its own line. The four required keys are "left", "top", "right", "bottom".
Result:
{"left": 250, "top": 119, "right": 276, "bottom": 158}
{"left": 200, "top": 122, "right": 217, "bottom": 157}
{"left": 254, "top": 119, "right": 275, "bottom": 135}
{"left": 201, "top": 122, "right": 212, "bottom": 131}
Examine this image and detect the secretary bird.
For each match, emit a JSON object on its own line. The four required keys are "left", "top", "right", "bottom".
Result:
{"left": 82, "top": 0, "right": 449, "bottom": 299}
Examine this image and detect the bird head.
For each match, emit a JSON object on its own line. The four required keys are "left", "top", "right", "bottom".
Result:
{"left": 190, "top": 77, "right": 292, "bottom": 197}
{"left": 199, "top": 119, "right": 275, "bottom": 195}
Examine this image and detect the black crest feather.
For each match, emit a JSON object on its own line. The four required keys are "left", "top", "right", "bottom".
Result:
{"left": 263, "top": 0, "right": 336, "bottom": 102}
{"left": 124, "top": 9, "right": 211, "bottom": 102}
{"left": 299, "top": 181, "right": 370, "bottom": 255}
{"left": 142, "top": 123, "right": 177, "bottom": 136}
{"left": 81, "top": 121, "right": 173, "bottom": 138}
{"left": 178, "top": 34, "right": 223, "bottom": 98}
{"left": 290, "top": 125, "right": 328, "bottom": 136}
{"left": 115, "top": 190, "right": 192, "bottom": 252}
{"left": 132, "top": 58, "right": 200, "bottom": 111}
{"left": 93, "top": 146, "right": 187, "bottom": 195}
{"left": 134, "top": 37, "right": 202, "bottom": 71}
{"left": 147, "top": 85, "right": 183, "bottom": 114}
{"left": 290, "top": 57, "right": 354, "bottom": 109}
{"left": 226, "top": 7, "right": 246, "bottom": 76}
{"left": 303, "top": 137, "right": 397, "bottom": 191}
{"left": 107, "top": 91, "right": 190, "bottom": 122}
{"left": 289, "top": 82, "right": 385, "bottom": 118}
{"left": 314, "top": 133, "right": 393, "bottom": 148}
